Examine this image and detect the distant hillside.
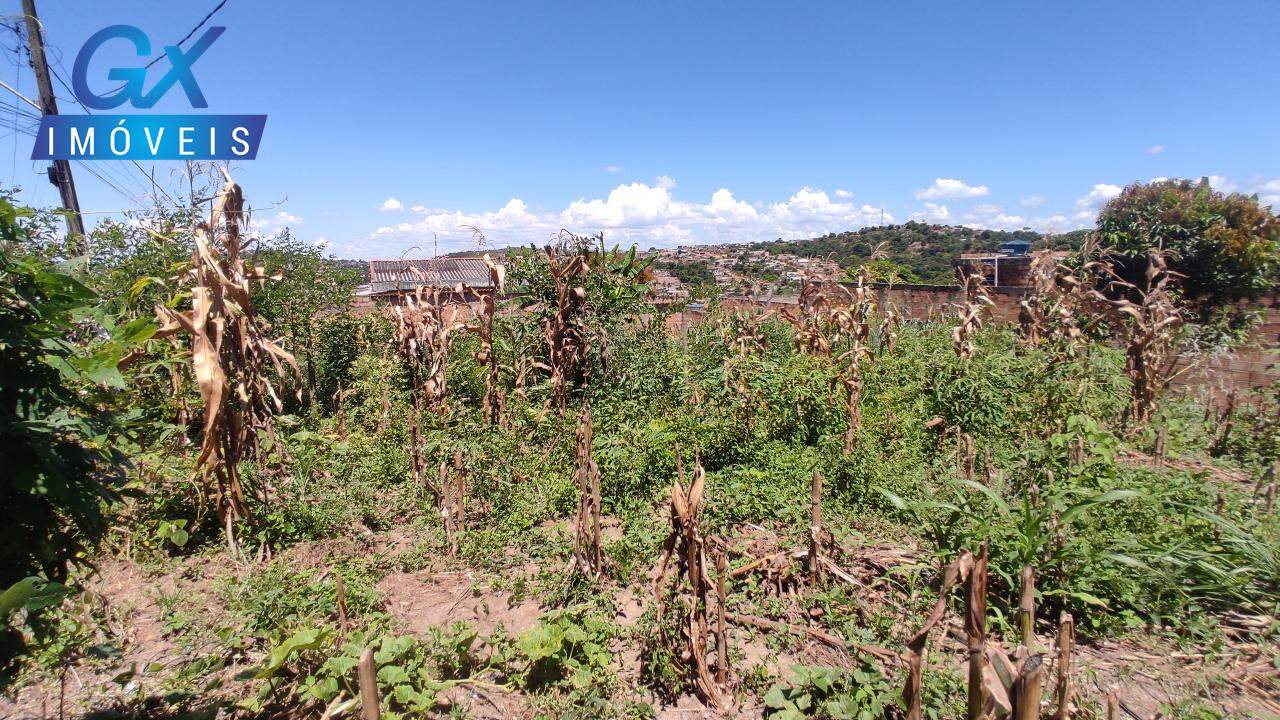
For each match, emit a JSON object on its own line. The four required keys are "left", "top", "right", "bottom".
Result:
{"left": 324, "top": 258, "right": 369, "bottom": 282}
{"left": 751, "top": 222, "right": 1089, "bottom": 284}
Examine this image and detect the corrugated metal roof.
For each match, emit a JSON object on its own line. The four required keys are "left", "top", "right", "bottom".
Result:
{"left": 365, "top": 257, "right": 495, "bottom": 289}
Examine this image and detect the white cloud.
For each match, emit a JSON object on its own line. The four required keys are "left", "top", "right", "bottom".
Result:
{"left": 834, "top": 189, "right": 852, "bottom": 198}
{"left": 1075, "top": 183, "right": 1122, "bottom": 209}
{"left": 1208, "top": 174, "right": 1237, "bottom": 193}
{"left": 704, "top": 188, "right": 760, "bottom": 224}
{"left": 354, "top": 183, "right": 894, "bottom": 257}
{"left": 253, "top": 210, "right": 302, "bottom": 235}
{"left": 380, "top": 197, "right": 404, "bottom": 211}
{"left": 1020, "top": 195, "right": 1047, "bottom": 208}
{"left": 562, "top": 183, "right": 684, "bottom": 228}
{"left": 654, "top": 175, "right": 677, "bottom": 190}
{"left": 600, "top": 164, "right": 624, "bottom": 173}
{"left": 916, "top": 177, "right": 989, "bottom": 200}
{"left": 909, "top": 203, "right": 951, "bottom": 222}
{"left": 1147, "top": 145, "right": 1165, "bottom": 154}
{"left": 959, "top": 204, "right": 1028, "bottom": 230}
{"left": 1254, "top": 179, "right": 1280, "bottom": 206}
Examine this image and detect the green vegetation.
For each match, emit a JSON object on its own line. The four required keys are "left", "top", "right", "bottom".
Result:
{"left": 655, "top": 258, "right": 714, "bottom": 287}
{"left": 751, "top": 223, "right": 1089, "bottom": 284}
{"left": 1, "top": 179, "right": 1277, "bottom": 719}
{"left": 1095, "top": 177, "right": 1280, "bottom": 314}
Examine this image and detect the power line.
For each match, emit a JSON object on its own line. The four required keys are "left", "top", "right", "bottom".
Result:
{"left": 2, "top": 2, "right": 228, "bottom": 212}
{"left": 0, "top": 76, "right": 37, "bottom": 110}
{"left": 44, "top": 26, "right": 187, "bottom": 209}
{"left": 104, "top": 0, "right": 229, "bottom": 96}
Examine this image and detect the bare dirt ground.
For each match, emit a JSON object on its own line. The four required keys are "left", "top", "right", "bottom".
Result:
{"left": 3, "top": 527, "right": 1278, "bottom": 719}
{"left": 379, "top": 569, "right": 544, "bottom": 638}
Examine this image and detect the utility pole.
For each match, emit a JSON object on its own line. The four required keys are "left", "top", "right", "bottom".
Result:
{"left": 22, "top": 0, "right": 87, "bottom": 255}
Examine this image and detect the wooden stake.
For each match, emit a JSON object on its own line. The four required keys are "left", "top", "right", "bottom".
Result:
{"left": 409, "top": 413, "right": 423, "bottom": 496}
{"left": 1106, "top": 687, "right": 1119, "bottom": 720}
{"left": 1013, "top": 653, "right": 1045, "bottom": 720}
{"left": 1054, "top": 612, "right": 1074, "bottom": 720}
{"left": 336, "top": 573, "right": 348, "bottom": 642}
{"left": 809, "top": 470, "right": 824, "bottom": 586}
{"left": 1154, "top": 425, "right": 1167, "bottom": 467}
{"left": 1018, "top": 565, "right": 1035, "bottom": 647}
{"left": 335, "top": 384, "right": 347, "bottom": 441}
{"left": 715, "top": 549, "right": 728, "bottom": 687}
{"left": 357, "top": 647, "right": 380, "bottom": 720}
{"left": 965, "top": 543, "right": 988, "bottom": 720}
{"left": 1214, "top": 489, "right": 1225, "bottom": 543}
{"left": 590, "top": 452, "right": 602, "bottom": 571}
{"left": 440, "top": 460, "right": 455, "bottom": 554}
{"left": 453, "top": 450, "right": 465, "bottom": 533}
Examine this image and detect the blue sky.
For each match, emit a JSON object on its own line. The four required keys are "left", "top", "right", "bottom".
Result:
{"left": 2, "top": 0, "right": 1278, "bottom": 258}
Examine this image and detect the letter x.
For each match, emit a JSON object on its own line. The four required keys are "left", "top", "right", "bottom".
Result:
{"left": 140, "top": 27, "right": 225, "bottom": 109}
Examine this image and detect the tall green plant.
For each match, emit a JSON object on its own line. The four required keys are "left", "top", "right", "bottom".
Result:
{"left": 0, "top": 198, "right": 146, "bottom": 586}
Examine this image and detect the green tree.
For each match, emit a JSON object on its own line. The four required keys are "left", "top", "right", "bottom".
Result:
{"left": 251, "top": 230, "right": 363, "bottom": 405}
{"left": 0, "top": 199, "right": 141, "bottom": 588}
{"left": 1095, "top": 178, "right": 1280, "bottom": 309}
{"left": 847, "top": 257, "right": 921, "bottom": 284}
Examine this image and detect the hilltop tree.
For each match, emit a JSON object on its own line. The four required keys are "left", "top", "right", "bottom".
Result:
{"left": 1094, "top": 178, "right": 1280, "bottom": 311}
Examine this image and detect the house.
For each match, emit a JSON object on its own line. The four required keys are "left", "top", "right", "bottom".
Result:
{"left": 354, "top": 257, "right": 500, "bottom": 308}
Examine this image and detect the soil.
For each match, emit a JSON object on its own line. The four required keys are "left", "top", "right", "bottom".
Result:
{"left": 378, "top": 569, "right": 544, "bottom": 638}
{"left": 4, "top": 527, "right": 1277, "bottom": 720}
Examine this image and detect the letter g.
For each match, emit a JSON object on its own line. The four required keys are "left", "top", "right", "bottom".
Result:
{"left": 72, "top": 25, "right": 150, "bottom": 110}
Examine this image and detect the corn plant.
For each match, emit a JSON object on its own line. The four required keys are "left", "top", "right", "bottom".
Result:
{"left": 831, "top": 267, "right": 876, "bottom": 454}
{"left": 393, "top": 285, "right": 463, "bottom": 413}
{"left": 472, "top": 253, "right": 507, "bottom": 425}
{"left": 570, "top": 405, "right": 607, "bottom": 579}
{"left": 647, "top": 452, "right": 729, "bottom": 709}
{"left": 952, "top": 272, "right": 994, "bottom": 361}
{"left": 152, "top": 169, "right": 299, "bottom": 551}
{"left": 1087, "top": 247, "right": 1184, "bottom": 428}
{"left": 541, "top": 244, "right": 590, "bottom": 412}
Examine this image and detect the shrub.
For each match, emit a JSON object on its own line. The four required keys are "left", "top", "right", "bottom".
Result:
{"left": 1095, "top": 178, "right": 1280, "bottom": 311}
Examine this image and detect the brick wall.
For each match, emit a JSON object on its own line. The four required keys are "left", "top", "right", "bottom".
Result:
{"left": 873, "top": 283, "right": 1279, "bottom": 392}
{"left": 869, "top": 283, "right": 1030, "bottom": 324}
{"left": 1173, "top": 292, "right": 1279, "bottom": 392}
{"left": 661, "top": 286, "right": 1278, "bottom": 390}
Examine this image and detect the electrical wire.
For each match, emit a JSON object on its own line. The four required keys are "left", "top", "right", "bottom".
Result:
{"left": 102, "top": 0, "right": 230, "bottom": 97}
{"left": 46, "top": 28, "right": 187, "bottom": 208}
{"left": 1, "top": 3, "right": 231, "bottom": 212}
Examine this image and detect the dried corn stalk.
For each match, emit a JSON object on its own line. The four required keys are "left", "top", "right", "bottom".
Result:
{"left": 1087, "top": 247, "right": 1183, "bottom": 427}
{"left": 649, "top": 453, "right": 728, "bottom": 709}
{"left": 965, "top": 546, "right": 989, "bottom": 720}
{"left": 541, "top": 244, "right": 590, "bottom": 411}
{"left": 878, "top": 298, "right": 901, "bottom": 355}
{"left": 904, "top": 550, "right": 974, "bottom": 720}
{"left": 953, "top": 272, "right": 994, "bottom": 361}
{"left": 1018, "top": 250, "right": 1058, "bottom": 346}
{"left": 153, "top": 169, "right": 299, "bottom": 550}
{"left": 832, "top": 268, "right": 877, "bottom": 454}
{"left": 723, "top": 310, "right": 769, "bottom": 435}
{"left": 793, "top": 274, "right": 833, "bottom": 355}
{"left": 1018, "top": 248, "right": 1094, "bottom": 354}
{"left": 902, "top": 546, "right": 1049, "bottom": 720}
{"left": 1054, "top": 612, "right": 1074, "bottom": 720}
{"left": 394, "top": 285, "right": 464, "bottom": 413}
{"left": 439, "top": 450, "right": 466, "bottom": 554}
{"left": 473, "top": 253, "right": 507, "bottom": 425}
{"left": 570, "top": 405, "right": 606, "bottom": 579}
